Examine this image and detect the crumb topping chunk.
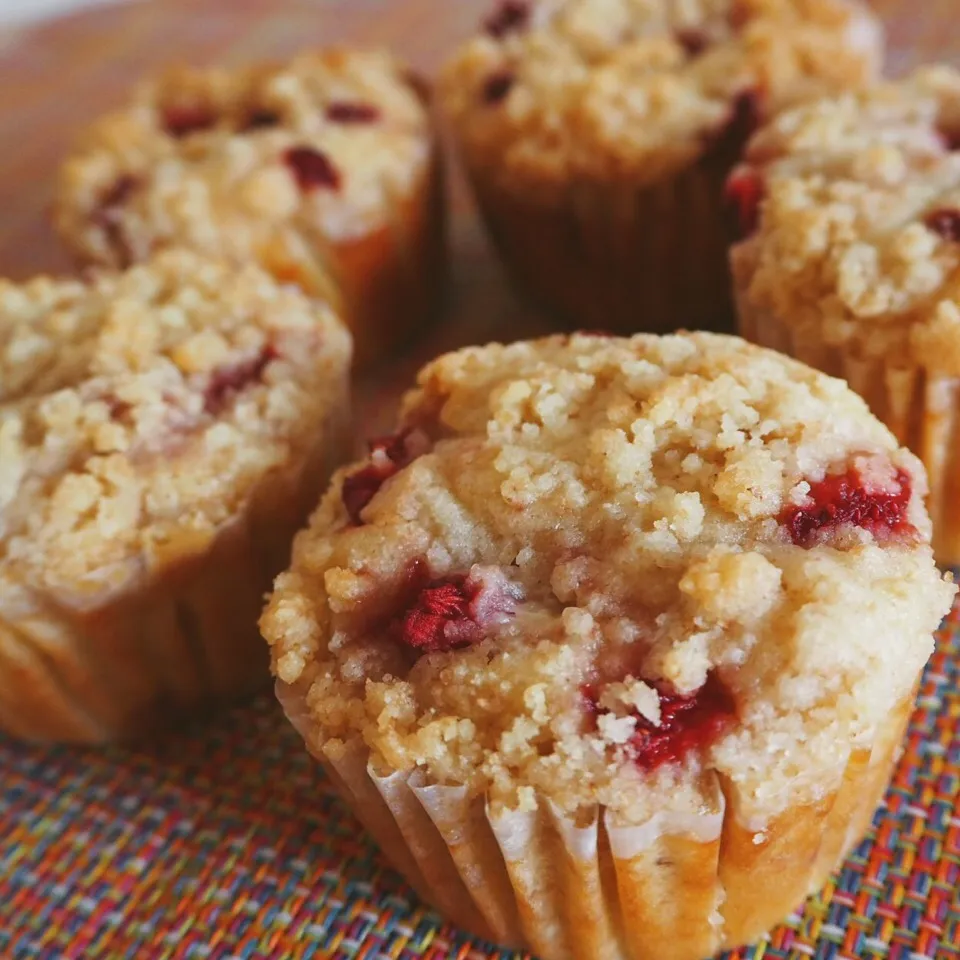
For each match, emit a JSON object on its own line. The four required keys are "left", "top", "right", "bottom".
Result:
{"left": 262, "top": 333, "right": 953, "bottom": 824}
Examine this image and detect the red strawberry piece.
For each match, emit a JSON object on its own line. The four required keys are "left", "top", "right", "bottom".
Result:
{"left": 284, "top": 146, "right": 342, "bottom": 192}
{"left": 341, "top": 429, "right": 430, "bottom": 526}
{"left": 93, "top": 175, "right": 140, "bottom": 268}
{"left": 482, "top": 70, "right": 516, "bottom": 105}
{"left": 937, "top": 124, "right": 960, "bottom": 151}
{"left": 780, "top": 466, "right": 914, "bottom": 547}
{"left": 398, "top": 566, "right": 522, "bottom": 654}
{"left": 725, "top": 165, "right": 766, "bottom": 239}
{"left": 585, "top": 674, "right": 737, "bottom": 772}
{"left": 203, "top": 345, "right": 278, "bottom": 415}
{"left": 163, "top": 105, "right": 217, "bottom": 138}
{"left": 241, "top": 109, "right": 281, "bottom": 131}
{"left": 676, "top": 29, "right": 709, "bottom": 57}
{"left": 326, "top": 102, "right": 381, "bottom": 124}
{"left": 629, "top": 675, "right": 736, "bottom": 771}
{"left": 924, "top": 208, "right": 960, "bottom": 242}
{"left": 484, "top": 1, "right": 529, "bottom": 39}
{"left": 401, "top": 577, "right": 478, "bottom": 653}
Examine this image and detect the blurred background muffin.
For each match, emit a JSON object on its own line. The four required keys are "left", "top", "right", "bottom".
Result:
{"left": 440, "top": 0, "right": 884, "bottom": 337}
{"left": 0, "top": 249, "right": 351, "bottom": 742}
{"left": 53, "top": 50, "right": 446, "bottom": 370}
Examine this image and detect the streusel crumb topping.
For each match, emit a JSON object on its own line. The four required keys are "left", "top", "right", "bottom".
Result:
{"left": 0, "top": 249, "right": 351, "bottom": 603}
{"left": 440, "top": 0, "right": 881, "bottom": 197}
{"left": 732, "top": 66, "right": 960, "bottom": 375}
{"left": 262, "top": 333, "right": 953, "bottom": 825}
{"left": 54, "top": 49, "right": 432, "bottom": 266}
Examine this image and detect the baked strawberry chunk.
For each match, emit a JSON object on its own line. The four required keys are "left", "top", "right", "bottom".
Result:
{"left": 484, "top": 1, "right": 529, "bottom": 39}
{"left": 482, "top": 71, "right": 516, "bottom": 105}
{"left": 93, "top": 175, "right": 140, "bottom": 268}
{"left": 326, "top": 102, "right": 381, "bottom": 124}
{"left": 284, "top": 146, "right": 341, "bottom": 192}
{"left": 725, "top": 165, "right": 765, "bottom": 239}
{"left": 241, "top": 108, "right": 281, "bottom": 131}
{"left": 399, "top": 566, "right": 522, "bottom": 654}
{"left": 341, "top": 429, "right": 430, "bottom": 525}
{"left": 630, "top": 675, "right": 736, "bottom": 771}
{"left": 163, "top": 105, "right": 217, "bottom": 138}
{"left": 401, "top": 577, "right": 477, "bottom": 653}
{"left": 676, "top": 29, "right": 709, "bottom": 57}
{"left": 924, "top": 208, "right": 960, "bottom": 242}
{"left": 586, "top": 673, "right": 737, "bottom": 772}
{"left": 938, "top": 124, "right": 960, "bottom": 151}
{"left": 203, "top": 344, "right": 278, "bottom": 414}
{"left": 781, "top": 466, "right": 914, "bottom": 547}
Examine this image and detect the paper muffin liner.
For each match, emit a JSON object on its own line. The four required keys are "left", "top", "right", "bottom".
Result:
{"left": 260, "top": 146, "right": 447, "bottom": 371}
{"left": 276, "top": 679, "right": 918, "bottom": 960}
{"left": 0, "top": 402, "right": 350, "bottom": 744}
{"left": 736, "top": 300, "right": 960, "bottom": 567}
{"left": 463, "top": 148, "right": 735, "bottom": 338}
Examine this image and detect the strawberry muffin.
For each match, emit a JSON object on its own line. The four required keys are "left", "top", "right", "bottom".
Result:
{"left": 262, "top": 332, "right": 953, "bottom": 960}
{"left": 0, "top": 250, "right": 351, "bottom": 743}
{"left": 731, "top": 66, "right": 960, "bottom": 566}
{"left": 53, "top": 49, "right": 445, "bottom": 369}
{"left": 440, "top": 0, "right": 883, "bottom": 336}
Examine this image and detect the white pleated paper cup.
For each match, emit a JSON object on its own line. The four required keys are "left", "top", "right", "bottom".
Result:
{"left": 276, "top": 678, "right": 917, "bottom": 960}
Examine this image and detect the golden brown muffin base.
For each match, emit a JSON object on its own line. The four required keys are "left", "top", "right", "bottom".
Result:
{"left": 737, "top": 301, "right": 960, "bottom": 567}
{"left": 276, "top": 680, "right": 918, "bottom": 960}
{"left": 465, "top": 150, "right": 735, "bottom": 337}
{"left": 0, "top": 410, "right": 348, "bottom": 744}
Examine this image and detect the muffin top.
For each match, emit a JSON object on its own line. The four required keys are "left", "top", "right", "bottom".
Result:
{"left": 53, "top": 49, "right": 433, "bottom": 269}
{"left": 731, "top": 66, "right": 960, "bottom": 376}
{"left": 0, "top": 249, "right": 350, "bottom": 606}
{"left": 262, "top": 333, "right": 954, "bottom": 827}
{"left": 439, "top": 0, "right": 882, "bottom": 198}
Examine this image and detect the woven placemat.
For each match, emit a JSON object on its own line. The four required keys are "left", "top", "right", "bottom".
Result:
{"left": 1, "top": 1, "right": 959, "bottom": 958}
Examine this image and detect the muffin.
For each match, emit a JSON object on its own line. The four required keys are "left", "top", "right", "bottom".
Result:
{"left": 730, "top": 67, "right": 960, "bottom": 566}
{"left": 261, "top": 332, "right": 954, "bottom": 960}
{"left": 440, "top": 0, "right": 883, "bottom": 336}
{"left": 0, "top": 249, "right": 351, "bottom": 743}
{"left": 53, "top": 49, "right": 445, "bottom": 370}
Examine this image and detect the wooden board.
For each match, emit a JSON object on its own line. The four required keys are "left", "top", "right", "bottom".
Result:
{"left": 0, "top": 0, "right": 955, "bottom": 430}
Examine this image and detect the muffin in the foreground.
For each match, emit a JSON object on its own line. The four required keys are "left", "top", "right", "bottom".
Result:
{"left": 731, "top": 66, "right": 960, "bottom": 566}
{"left": 439, "top": 0, "right": 883, "bottom": 336}
{"left": 262, "top": 332, "right": 954, "bottom": 959}
{"left": 53, "top": 49, "right": 445, "bottom": 369}
{"left": 0, "top": 250, "right": 351, "bottom": 743}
